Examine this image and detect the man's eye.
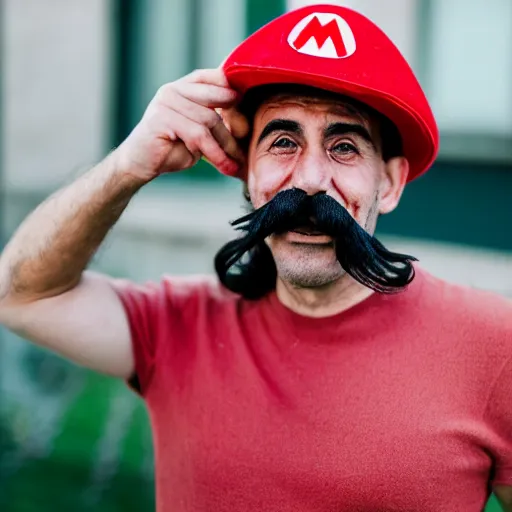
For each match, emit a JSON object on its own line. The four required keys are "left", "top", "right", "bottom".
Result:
{"left": 271, "top": 137, "right": 296, "bottom": 149}
{"left": 332, "top": 142, "right": 358, "bottom": 154}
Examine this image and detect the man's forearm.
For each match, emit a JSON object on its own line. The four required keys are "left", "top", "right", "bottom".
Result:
{"left": 0, "top": 151, "right": 145, "bottom": 302}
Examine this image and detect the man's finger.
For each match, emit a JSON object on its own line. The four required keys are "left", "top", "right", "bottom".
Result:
{"left": 161, "top": 91, "right": 225, "bottom": 130}
{"left": 174, "top": 82, "right": 238, "bottom": 108}
{"left": 186, "top": 68, "right": 230, "bottom": 87}
{"left": 157, "top": 93, "right": 245, "bottom": 168}
{"left": 211, "top": 121, "right": 246, "bottom": 167}
{"left": 161, "top": 139, "right": 200, "bottom": 172}
{"left": 170, "top": 112, "right": 240, "bottom": 176}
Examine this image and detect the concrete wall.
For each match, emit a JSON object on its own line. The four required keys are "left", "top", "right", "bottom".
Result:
{"left": 4, "top": 0, "right": 112, "bottom": 192}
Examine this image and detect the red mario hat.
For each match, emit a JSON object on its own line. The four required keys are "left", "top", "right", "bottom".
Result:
{"left": 222, "top": 4, "right": 439, "bottom": 182}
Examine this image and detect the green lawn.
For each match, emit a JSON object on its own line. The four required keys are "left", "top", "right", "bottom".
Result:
{"left": 1, "top": 372, "right": 154, "bottom": 512}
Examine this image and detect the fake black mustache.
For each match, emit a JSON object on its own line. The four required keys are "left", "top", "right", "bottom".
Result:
{"left": 214, "top": 188, "right": 417, "bottom": 297}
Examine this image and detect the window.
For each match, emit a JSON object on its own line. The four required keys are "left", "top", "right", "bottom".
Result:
{"left": 421, "top": 0, "right": 512, "bottom": 163}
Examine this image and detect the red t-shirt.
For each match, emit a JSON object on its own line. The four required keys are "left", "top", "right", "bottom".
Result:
{"left": 112, "top": 265, "right": 512, "bottom": 511}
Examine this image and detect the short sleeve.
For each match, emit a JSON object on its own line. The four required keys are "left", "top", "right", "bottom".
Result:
{"left": 484, "top": 355, "right": 512, "bottom": 486}
{"left": 110, "top": 278, "right": 170, "bottom": 396}
{"left": 110, "top": 274, "right": 226, "bottom": 397}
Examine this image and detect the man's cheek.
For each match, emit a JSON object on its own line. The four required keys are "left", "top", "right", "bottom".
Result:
{"left": 331, "top": 176, "right": 373, "bottom": 223}
{"left": 249, "top": 165, "right": 296, "bottom": 206}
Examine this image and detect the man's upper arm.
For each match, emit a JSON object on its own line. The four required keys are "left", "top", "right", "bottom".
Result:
{"left": 0, "top": 270, "right": 135, "bottom": 378}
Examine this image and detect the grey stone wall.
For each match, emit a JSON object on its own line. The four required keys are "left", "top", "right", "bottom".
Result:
{"left": 4, "top": 0, "right": 112, "bottom": 192}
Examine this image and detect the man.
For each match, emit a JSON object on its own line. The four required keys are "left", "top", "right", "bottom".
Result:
{"left": 0, "top": 4, "right": 511, "bottom": 511}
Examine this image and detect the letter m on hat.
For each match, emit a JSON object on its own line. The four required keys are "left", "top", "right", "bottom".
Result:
{"left": 288, "top": 12, "right": 356, "bottom": 59}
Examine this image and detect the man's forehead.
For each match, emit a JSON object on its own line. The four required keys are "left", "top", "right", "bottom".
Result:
{"left": 251, "top": 88, "right": 373, "bottom": 126}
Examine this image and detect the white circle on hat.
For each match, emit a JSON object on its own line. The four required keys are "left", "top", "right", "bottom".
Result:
{"left": 287, "top": 12, "right": 357, "bottom": 59}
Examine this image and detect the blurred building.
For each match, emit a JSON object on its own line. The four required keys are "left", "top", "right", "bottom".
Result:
{"left": 2, "top": 1, "right": 511, "bottom": 511}
{"left": 4, "top": 0, "right": 512, "bottom": 292}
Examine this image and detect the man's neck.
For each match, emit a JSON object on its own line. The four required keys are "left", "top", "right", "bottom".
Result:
{"left": 275, "top": 275, "right": 374, "bottom": 318}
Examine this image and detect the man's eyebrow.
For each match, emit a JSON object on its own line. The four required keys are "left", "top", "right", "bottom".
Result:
{"left": 324, "top": 122, "right": 376, "bottom": 149}
{"left": 257, "top": 119, "right": 302, "bottom": 145}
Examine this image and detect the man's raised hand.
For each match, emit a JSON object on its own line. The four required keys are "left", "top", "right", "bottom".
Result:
{"left": 114, "top": 68, "right": 247, "bottom": 182}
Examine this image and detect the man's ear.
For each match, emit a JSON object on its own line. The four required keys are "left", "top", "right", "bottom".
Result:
{"left": 378, "top": 157, "right": 409, "bottom": 215}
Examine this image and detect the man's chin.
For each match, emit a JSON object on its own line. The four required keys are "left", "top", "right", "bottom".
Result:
{"left": 276, "top": 266, "right": 343, "bottom": 289}
{"left": 271, "top": 245, "right": 342, "bottom": 288}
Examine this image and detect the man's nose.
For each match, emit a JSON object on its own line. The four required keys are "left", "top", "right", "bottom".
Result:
{"left": 290, "top": 151, "right": 331, "bottom": 195}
